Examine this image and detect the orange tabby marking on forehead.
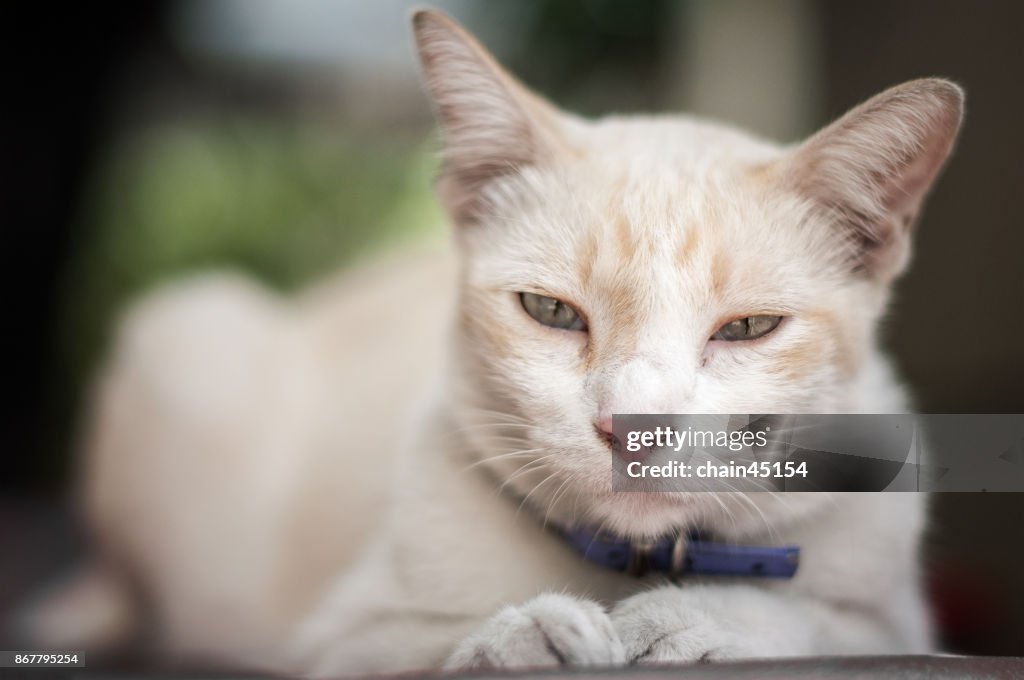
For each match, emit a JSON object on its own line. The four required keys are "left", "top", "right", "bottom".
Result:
{"left": 584, "top": 275, "right": 647, "bottom": 371}
{"left": 710, "top": 246, "right": 734, "bottom": 298}
{"left": 675, "top": 224, "right": 698, "bottom": 268}
{"left": 576, "top": 231, "right": 600, "bottom": 288}
{"left": 613, "top": 213, "right": 635, "bottom": 258}
{"left": 599, "top": 175, "right": 643, "bottom": 259}
{"left": 743, "top": 159, "right": 779, "bottom": 187}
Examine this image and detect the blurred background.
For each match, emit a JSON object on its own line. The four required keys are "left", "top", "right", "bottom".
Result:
{"left": 2, "top": 0, "right": 1022, "bottom": 659}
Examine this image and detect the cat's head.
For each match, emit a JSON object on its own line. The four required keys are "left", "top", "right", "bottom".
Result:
{"left": 412, "top": 10, "right": 962, "bottom": 537}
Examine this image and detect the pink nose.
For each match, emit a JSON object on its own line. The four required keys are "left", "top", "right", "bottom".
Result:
{"left": 596, "top": 415, "right": 650, "bottom": 462}
{"left": 595, "top": 416, "right": 641, "bottom": 462}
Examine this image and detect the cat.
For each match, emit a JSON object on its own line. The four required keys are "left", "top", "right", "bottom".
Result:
{"left": 23, "top": 7, "right": 962, "bottom": 676}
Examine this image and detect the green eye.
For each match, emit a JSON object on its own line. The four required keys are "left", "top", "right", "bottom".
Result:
{"left": 712, "top": 315, "right": 783, "bottom": 341}
{"left": 520, "top": 292, "right": 587, "bottom": 331}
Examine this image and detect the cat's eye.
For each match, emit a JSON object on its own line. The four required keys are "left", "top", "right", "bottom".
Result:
{"left": 520, "top": 292, "right": 587, "bottom": 331}
{"left": 712, "top": 315, "right": 783, "bottom": 342}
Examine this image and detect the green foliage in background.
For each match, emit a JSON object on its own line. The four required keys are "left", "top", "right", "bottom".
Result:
{"left": 61, "top": 118, "right": 444, "bottom": 390}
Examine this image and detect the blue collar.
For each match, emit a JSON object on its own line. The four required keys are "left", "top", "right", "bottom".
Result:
{"left": 561, "top": 526, "right": 800, "bottom": 579}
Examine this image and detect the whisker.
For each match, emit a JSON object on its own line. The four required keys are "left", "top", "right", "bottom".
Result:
{"left": 460, "top": 448, "right": 546, "bottom": 473}
{"left": 450, "top": 423, "right": 537, "bottom": 434}
{"left": 542, "top": 473, "right": 577, "bottom": 531}
{"left": 516, "top": 471, "right": 561, "bottom": 518}
{"left": 454, "top": 407, "right": 531, "bottom": 424}
{"left": 495, "top": 455, "right": 558, "bottom": 494}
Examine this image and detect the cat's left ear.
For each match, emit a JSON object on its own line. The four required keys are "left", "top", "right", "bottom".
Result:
{"left": 781, "top": 79, "right": 964, "bottom": 280}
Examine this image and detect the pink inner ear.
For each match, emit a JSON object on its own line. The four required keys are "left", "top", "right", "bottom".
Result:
{"left": 879, "top": 127, "right": 958, "bottom": 227}
{"left": 412, "top": 10, "right": 565, "bottom": 226}
{"left": 785, "top": 79, "right": 963, "bottom": 279}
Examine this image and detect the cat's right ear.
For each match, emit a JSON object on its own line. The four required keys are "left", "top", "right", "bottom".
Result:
{"left": 411, "top": 9, "right": 567, "bottom": 225}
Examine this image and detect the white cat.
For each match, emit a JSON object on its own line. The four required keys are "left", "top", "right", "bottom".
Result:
{"left": 25, "top": 8, "right": 963, "bottom": 676}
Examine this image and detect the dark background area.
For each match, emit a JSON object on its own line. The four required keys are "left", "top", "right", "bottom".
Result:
{"left": 2, "top": 0, "right": 1022, "bottom": 659}
{"left": 2, "top": 4, "right": 170, "bottom": 491}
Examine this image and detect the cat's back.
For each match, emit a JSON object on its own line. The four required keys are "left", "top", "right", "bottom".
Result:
{"left": 299, "top": 242, "right": 456, "bottom": 388}
{"left": 81, "top": 244, "right": 456, "bottom": 663}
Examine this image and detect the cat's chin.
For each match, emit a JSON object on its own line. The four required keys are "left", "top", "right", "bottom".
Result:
{"left": 585, "top": 491, "right": 703, "bottom": 538}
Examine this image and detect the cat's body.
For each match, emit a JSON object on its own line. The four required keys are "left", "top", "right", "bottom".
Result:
{"left": 24, "top": 9, "right": 963, "bottom": 676}
{"left": 67, "top": 251, "right": 455, "bottom": 665}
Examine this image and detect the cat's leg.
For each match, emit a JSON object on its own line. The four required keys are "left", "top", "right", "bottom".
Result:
{"left": 292, "top": 600, "right": 477, "bottom": 677}
{"left": 293, "top": 583, "right": 622, "bottom": 675}
{"left": 611, "top": 584, "right": 927, "bottom": 663}
{"left": 291, "top": 532, "right": 625, "bottom": 674}
{"left": 444, "top": 593, "right": 625, "bottom": 670}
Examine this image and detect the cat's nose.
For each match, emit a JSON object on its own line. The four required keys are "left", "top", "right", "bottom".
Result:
{"left": 595, "top": 415, "right": 614, "bottom": 439}
{"left": 595, "top": 417, "right": 626, "bottom": 456}
{"left": 596, "top": 416, "right": 651, "bottom": 462}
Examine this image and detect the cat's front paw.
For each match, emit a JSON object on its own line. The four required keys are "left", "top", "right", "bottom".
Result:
{"left": 612, "top": 588, "right": 763, "bottom": 664}
{"left": 444, "top": 593, "right": 625, "bottom": 670}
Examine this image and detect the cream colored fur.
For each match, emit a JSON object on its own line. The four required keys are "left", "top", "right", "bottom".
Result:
{"left": 26, "top": 8, "right": 963, "bottom": 676}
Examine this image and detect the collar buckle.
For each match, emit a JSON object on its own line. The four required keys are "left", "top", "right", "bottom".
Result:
{"left": 670, "top": 532, "right": 688, "bottom": 578}
{"left": 626, "top": 538, "right": 655, "bottom": 576}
